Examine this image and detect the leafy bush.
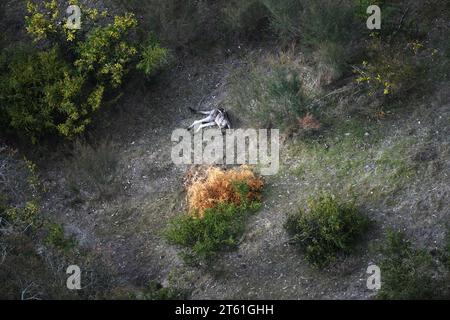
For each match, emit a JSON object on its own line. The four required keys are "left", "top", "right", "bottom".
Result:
{"left": 301, "top": 0, "right": 359, "bottom": 47}
{"left": 136, "top": 36, "right": 170, "bottom": 77}
{"left": 262, "top": 0, "right": 302, "bottom": 41}
{"left": 0, "top": 47, "right": 77, "bottom": 141}
{"left": 222, "top": 0, "right": 357, "bottom": 45}
{"left": 166, "top": 201, "right": 260, "bottom": 263}
{"left": 166, "top": 166, "right": 263, "bottom": 262}
{"left": 354, "top": 39, "right": 443, "bottom": 100}
{"left": 0, "top": 1, "right": 167, "bottom": 142}
{"left": 376, "top": 230, "right": 446, "bottom": 300}
{"left": 284, "top": 194, "right": 369, "bottom": 268}
{"left": 351, "top": 0, "right": 450, "bottom": 105}
{"left": 315, "top": 41, "right": 349, "bottom": 84}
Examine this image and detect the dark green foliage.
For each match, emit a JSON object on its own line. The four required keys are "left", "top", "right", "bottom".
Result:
{"left": 136, "top": 35, "right": 170, "bottom": 77}
{"left": 284, "top": 195, "right": 370, "bottom": 268}
{"left": 165, "top": 201, "right": 260, "bottom": 263}
{"left": 0, "top": 47, "right": 77, "bottom": 142}
{"left": 301, "top": 0, "right": 359, "bottom": 47}
{"left": 377, "top": 230, "right": 446, "bottom": 300}
{"left": 114, "top": 0, "right": 222, "bottom": 50}
{"left": 0, "top": 3, "right": 168, "bottom": 142}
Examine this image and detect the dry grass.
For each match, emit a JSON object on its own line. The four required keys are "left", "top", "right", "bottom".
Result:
{"left": 186, "top": 165, "right": 263, "bottom": 218}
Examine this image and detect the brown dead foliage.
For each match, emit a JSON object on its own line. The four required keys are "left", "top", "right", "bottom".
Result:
{"left": 185, "top": 165, "right": 263, "bottom": 218}
{"left": 298, "top": 113, "right": 321, "bottom": 130}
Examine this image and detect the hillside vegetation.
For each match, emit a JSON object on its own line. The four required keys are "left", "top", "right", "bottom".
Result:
{"left": 1, "top": 0, "right": 450, "bottom": 299}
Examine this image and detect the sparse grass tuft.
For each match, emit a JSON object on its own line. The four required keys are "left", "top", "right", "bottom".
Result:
{"left": 140, "top": 281, "right": 189, "bottom": 300}
{"left": 285, "top": 194, "right": 370, "bottom": 268}
{"left": 228, "top": 61, "right": 312, "bottom": 131}
{"left": 44, "top": 223, "right": 77, "bottom": 253}
{"left": 65, "top": 140, "right": 120, "bottom": 200}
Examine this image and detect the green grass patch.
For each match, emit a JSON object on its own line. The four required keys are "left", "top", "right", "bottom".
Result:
{"left": 289, "top": 117, "right": 415, "bottom": 202}
{"left": 284, "top": 194, "right": 370, "bottom": 268}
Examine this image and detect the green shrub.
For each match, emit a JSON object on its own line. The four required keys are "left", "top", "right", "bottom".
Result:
{"left": 73, "top": 12, "right": 138, "bottom": 89}
{"left": 116, "top": 0, "right": 220, "bottom": 50}
{"left": 315, "top": 41, "right": 348, "bottom": 82}
{"left": 0, "top": 1, "right": 167, "bottom": 142}
{"left": 165, "top": 200, "right": 260, "bottom": 263}
{"left": 0, "top": 47, "right": 81, "bottom": 142}
{"left": 354, "top": 39, "right": 442, "bottom": 100}
{"left": 377, "top": 230, "right": 444, "bottom": 300}
{"left": 136, "top": 36, "right": 170, "bottom": 77}
{"left": 44, "top": 223, "right": 77, "bottom": 252}
{"left": 223, "top": 0, "right": 357, "bottom": 45}
{"left": 284, "top": 194, "right": 370, "bottom": 268}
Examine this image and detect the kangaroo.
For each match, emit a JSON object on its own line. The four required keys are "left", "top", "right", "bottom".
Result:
{"left": 187, "top": 107, "right": 232, "bottom": 132}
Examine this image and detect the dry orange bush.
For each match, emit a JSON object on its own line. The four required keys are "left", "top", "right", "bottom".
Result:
{"left": 186, "top": 166, "right": 263, "bottom": 218}
{"left": 298, "top": 113, "right": 321, "bottom": 130}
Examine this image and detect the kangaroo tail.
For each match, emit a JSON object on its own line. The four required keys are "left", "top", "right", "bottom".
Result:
{"left": 188, "top": 106, "right": 198, "bottom": 114}
{"left": 224, "top": 112, "right": 232, "bottom": 129}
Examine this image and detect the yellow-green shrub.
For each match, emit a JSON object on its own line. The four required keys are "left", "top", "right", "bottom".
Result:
{"left": 0, "top": 1, "right": 167, "bottom": 141}
{"left": 74, "top": 13, "right": 138, "bottom": 88}
{"left": 353, "top": 39, "right": 440, "bottom": 99}
{"left": 136, "top": 37, "right": 170, "bottom": 77}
